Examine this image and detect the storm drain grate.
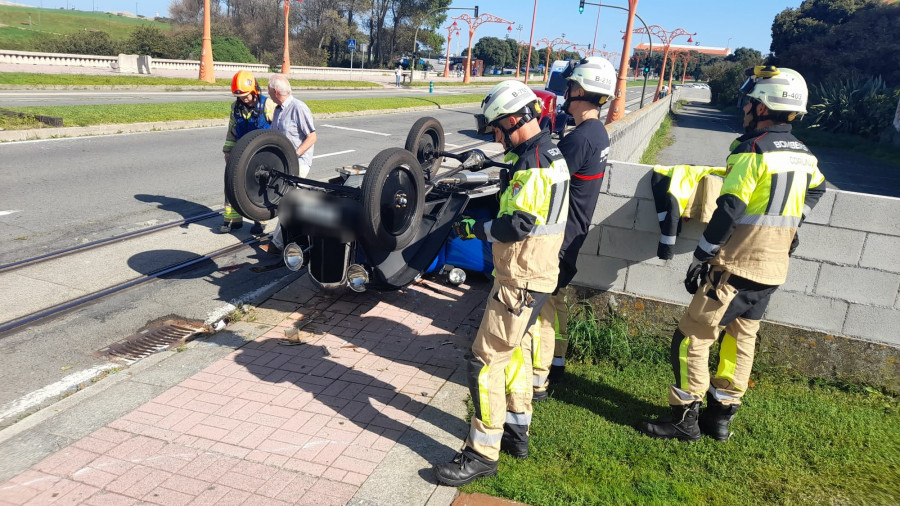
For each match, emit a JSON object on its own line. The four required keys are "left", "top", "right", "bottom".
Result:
{"left": 98, "top": 319, "right": 207, "bottom": 364}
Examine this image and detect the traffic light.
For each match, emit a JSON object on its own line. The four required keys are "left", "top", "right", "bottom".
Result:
{"left": 474, "top": 5, "right": 479, "bottom": 17}
{"left": 579, "top": 1, "right": 585, "bottom": 14}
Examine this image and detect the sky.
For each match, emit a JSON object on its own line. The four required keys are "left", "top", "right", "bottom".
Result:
{"left": 14, "top": 0, "right": 804, "bottom": 57}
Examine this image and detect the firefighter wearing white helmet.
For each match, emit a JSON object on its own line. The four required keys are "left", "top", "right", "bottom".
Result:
{"left": 435, "top": 80, "right": 570, "bottom": 486}
{"left": 528, "top": 57, "right": 616, "bottom": 403}
{"left": 639, "top": 66, "right": 827, "bottom": 442}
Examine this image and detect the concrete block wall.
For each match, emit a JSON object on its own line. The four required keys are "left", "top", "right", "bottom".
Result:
{"left": 573, "top": 161, "right": 900, "bottom": 349}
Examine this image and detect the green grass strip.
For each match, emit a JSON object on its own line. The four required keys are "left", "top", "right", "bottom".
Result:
{"left": 4, "top": 94, "right": 484, "bottom": 127}
{"left": 0, "top": 72, "right": 381, "bottom": 88}
{"left": 461, "top": 308, "right": 900, "bottom": 506}
{"left": 639, "top": 112, "right": 674, "bottom": 164}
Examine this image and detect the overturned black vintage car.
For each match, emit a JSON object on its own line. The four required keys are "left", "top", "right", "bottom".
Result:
{"left": 224, "top": 118, "right": 508, "bottom": 292}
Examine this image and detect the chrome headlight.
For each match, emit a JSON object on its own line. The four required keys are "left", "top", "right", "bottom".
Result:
{"left": 347, "top": 264, "right": 369, "bottom": 293}
{"left": 447, "top": 267, "right": 466, "bottom": 286}
{"left": 283, "top": 242, "right": 304, "bottom": 271}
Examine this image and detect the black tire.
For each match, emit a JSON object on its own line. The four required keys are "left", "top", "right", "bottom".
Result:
{"left": 224, "top": 129, "right": 300, "bottom": 222}
{"left": 360, "top": 147, "right": 425, "bottom": 251}
{"left": 404, "top": 117, "right": 444, "bottom": 179}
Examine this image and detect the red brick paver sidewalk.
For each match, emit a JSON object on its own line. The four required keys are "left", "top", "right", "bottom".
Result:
{"left": 0, "top": 276, "right": 488, "bottom": 505}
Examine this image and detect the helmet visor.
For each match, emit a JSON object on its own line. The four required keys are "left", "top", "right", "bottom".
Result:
{"left": 739, "top": 76, "right": 756, "bottom": 96}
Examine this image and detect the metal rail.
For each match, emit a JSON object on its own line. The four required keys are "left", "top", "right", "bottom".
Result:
{"left": 0, "top": 237, "right": 260, "bottom": 334}
{"left": 0, "top": 210, "right": 224, "bottom": 274}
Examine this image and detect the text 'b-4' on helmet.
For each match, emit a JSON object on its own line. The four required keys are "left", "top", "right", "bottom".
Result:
{"left": 480, "top": 80, "right": 540, "bottom": 125}
{"left": 565, "top": 56, "right": 617, "bottom": 100}
{"left": 231, "top": 70, "right": 259, "bottom": 97}
{"left": 740, "top": 65, "right": 808, "bottom": 114}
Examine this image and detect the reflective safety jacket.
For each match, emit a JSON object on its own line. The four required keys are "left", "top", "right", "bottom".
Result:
{"left": 651, "top": 165, "right": 727, "bottom": 259}
{"left": 473, "top": 130, "right": 570, "bottom": 293}
{"left": 223, "top": 95, "right": 275, "bottom": 154}
{"left": 695, "top": 124, "right": 826, "bottom": 285}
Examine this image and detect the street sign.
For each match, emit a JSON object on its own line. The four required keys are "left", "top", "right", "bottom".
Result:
{"left": 348, "top": 39, "right": 357, "bottom": 51}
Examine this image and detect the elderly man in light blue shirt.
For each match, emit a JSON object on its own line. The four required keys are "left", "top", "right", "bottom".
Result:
{"left": 262, "top": 74, "right": 318, "bottom": 253}
{"left": 268, "top": 74, "right": 317, "bottom": 177}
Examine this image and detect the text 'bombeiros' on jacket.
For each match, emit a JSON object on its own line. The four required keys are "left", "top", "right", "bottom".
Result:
{"left": 473, "top": 130, "right": 571, "bottom": 293}
{"left": 696, "top": 124, "right": 826, "bottom": 286}
{"left": 223, "top": 95, "right": 276, "bottom": 154}
{"left": 651, "top": 165, "right": 727, "bottom": 259}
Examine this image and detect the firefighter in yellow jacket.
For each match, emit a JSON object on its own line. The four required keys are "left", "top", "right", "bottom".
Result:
{"left": 639, "top": 67, "right": 827, "bottom": 441}
{"left": 434, "top": 81, "right": 570, "bottom": 485}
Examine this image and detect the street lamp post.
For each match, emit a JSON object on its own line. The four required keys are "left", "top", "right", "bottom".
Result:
{"left": 537, "top": 37, "right": 572, "bottom": 82}
{"left": 630, "top": 24, "right": 696, "bottom": 102}
{"left": 523, "top": 0, "right": 538, "bottom": 85}
{"left": 455, "top": 13, "right": 514, "bottom": 84}
{"left": 198, "top": 0, "right": 214, "bottom": 83}
{"left": 412, "top": 7, "right": 476, "bottom": 84}
{"left": 580, "top": 2, "right": 652, "bottom": 115}
{"left": 443, "top": 21, "right": 458, "bottom": 77}
{"left": 514, "top": 24, "right": 523, "bottom": 78}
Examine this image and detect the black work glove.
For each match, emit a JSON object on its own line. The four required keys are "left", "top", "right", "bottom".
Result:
{"left": 789, "top": 231, "right": 800, "bottom": 256}
{"left": 684, "top": 257, "right": 711, "bottom": 295}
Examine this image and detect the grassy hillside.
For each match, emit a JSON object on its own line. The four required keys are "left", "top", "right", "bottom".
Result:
{"left": 0, "top": 5, "right": 171, "bottom": 49}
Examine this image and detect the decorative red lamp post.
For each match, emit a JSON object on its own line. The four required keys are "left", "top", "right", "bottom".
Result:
{"left": 678, "top": 51, "right": 697, "bottom": 83}
{"left": 537, "top": 37, "right": 572, "bottom": 82}
{"left": 630, "top": 24, "right": 695, "bottom": 102}
{"left": 198, "top": 0, "right": 214, "bottom": 83}
{"left": 443, "top": 21, "right": 458, "bottom": 77}
{"left": 606, "top": 0, "right": 639, "bottom": 124}
{"left": 455, "top": 13, "right": 514, "bottom": 84}
{"left": 281, "top": 0, "right": 303, "bottom": 74}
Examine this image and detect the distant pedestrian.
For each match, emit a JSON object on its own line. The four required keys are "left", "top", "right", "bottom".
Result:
{"left": 265, "top": 74, "right": 317, "bottom": 253}
{"left": 219, "top": 70, "right": 274, "bottom": 234}
{"left": 395, "top": 65, "right": 403, "bottom": 87}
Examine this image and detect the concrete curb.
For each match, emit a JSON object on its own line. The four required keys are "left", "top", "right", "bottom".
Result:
{"left": 0, "top": 103, "right": 482, "bottom": 142}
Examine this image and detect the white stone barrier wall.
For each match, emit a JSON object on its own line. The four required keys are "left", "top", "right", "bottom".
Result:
{"left": 0, "top": 49, "right": 116, "bottom": 68}
{"left": 572, "top": 160, "right": 900, "bottom": 348}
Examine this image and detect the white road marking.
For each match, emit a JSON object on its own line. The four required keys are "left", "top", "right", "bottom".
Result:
{"left": 319, "top": 124, "right": 391, "bottom": 136}
{"left": 0, "top": 210, "right": 21, "bottom": 217}
{"left": 444, "top": 142, "right": 461, "bottom": 148}
{"left": 313, "top": 149, "right": 355, "bottom": 159}
{"left": 0, "top": 364, "right": 119, "bottom": 423}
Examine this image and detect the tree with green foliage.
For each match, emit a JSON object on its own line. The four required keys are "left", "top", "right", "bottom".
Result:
{"left": 124, "top": 25, "right": 173, "bottom": 58}
{"left": 770, "top": 0, "right": 900, "bottom": 86}
{"left": 37, "top": 30, "right": 121, "bottom": 56}
{"left": 473, "top": 36, "right": 512, "bottom": 68}
{"left": 702, "top": 46, "right": 764, "bottom": 107}
{"left": 185, "top": 36, "right": 257, "bottom": 63}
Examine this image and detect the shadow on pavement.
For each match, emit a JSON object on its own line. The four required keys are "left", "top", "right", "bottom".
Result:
{"left": 133, "top": 194, "right": 218, "bottom": 229}
{"left": 226, "top": 274, "right": 489, "bottom": 478}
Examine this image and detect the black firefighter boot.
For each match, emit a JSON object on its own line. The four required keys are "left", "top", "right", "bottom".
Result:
{"left": 433, "top": 448, "right": 498, "bottom": 486}
{"left": 500, "top": 423, "right": 529, "bottom": 459}
{"left": 638, "top": 401, "right": 702, "bottom": 441}
{"left": 699, "top": 395, "right": 739, "bottom": 441}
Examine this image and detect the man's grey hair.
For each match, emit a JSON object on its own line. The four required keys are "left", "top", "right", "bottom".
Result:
{"left": 268, "top": 74, "right": 292, "bottom": 95}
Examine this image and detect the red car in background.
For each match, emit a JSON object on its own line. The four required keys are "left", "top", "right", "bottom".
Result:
{"left": 534, "top": 89, "right": 558, "bottom": 135}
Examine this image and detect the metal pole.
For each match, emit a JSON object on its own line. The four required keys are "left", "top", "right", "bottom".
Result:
{"left": 605, "top": 0, "right": 638, "bottom": 124}
{"left": 585, "top": 3, "right": 651, "bottom": 108}
{"left": 198, "top": 0, "right": 215, "bottom": 83}
{"left": 592, "top": 3, "right": 601, "bottom": 54}
{"left": 281, "top": 0, "right": 291, "bottom": 74}
{"left": 523, "top": 0, "right": 538, "bottom": 85}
